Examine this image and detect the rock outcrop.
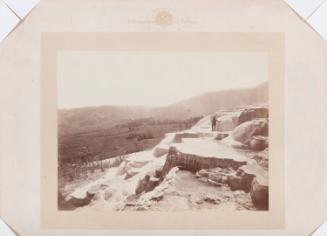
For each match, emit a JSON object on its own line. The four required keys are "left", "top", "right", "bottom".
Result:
{"left": 238, "top": 107, "right": 268, "bottom": 124}
{"left": 117, "top": 154, "right": 152, "bottom": 179}
{"left": 249, "top": 135, "right": 268, "bottom": 151}
{"left": 231, "top": 119, "right": 268, "bottom": 145}
{"left": 215, "top": 110, "right": 242, "bottom": 132}
{"left": 240, "top": 163, "right": 268, "bottom": 209}
{"left": 215, "top": 132, "right": 229, "bottom": 140}
{"left": 251, "top": 148, "right": 269, "bottom": 168}
{"left": 216, "top": 115, "right": 239, "bottom": 131}
{"left": 162, "top": 147, "right": 247, "bottom": 177}
{"left": 153, "top": 145, "right": 170, "bottom": 157}
{"left": 196, "top": 168, "right": 228, "bottom": 186}
{"left": 61, "top": 104, "right": 270, "bottom": 211}
{"left": 135, "top": 174, "right": 161, "bottom": 194}
{"left": 227, "top": 169, "right": 255, "bottom": 192}
{"left": 250, "top": 178, "right": 268, "bottom": 210}
{"left": 196, "top": 167, "right": 255, "bottom": 193}
{"left": 153, "top": 132, "right": 215, "bottom": 157}
{"left": 196, "top": 164, "right": 268, "bottom": 210}
{"left": 214, "top": 106, "right": 268, "bottom": 132}
{"left": 152, "top": 133, "right": 176, "bottom": 157}
{"left": 66, "top": 191, "right": 95, "bottom": 207}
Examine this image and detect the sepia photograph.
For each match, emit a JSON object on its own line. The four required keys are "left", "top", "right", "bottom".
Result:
{"left": 57, "top": 51, "right": 270, "bottom": 212}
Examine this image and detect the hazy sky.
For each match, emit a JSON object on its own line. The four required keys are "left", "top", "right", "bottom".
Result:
{"left": 58, "top": 51, "right": 268, "bottom": 108}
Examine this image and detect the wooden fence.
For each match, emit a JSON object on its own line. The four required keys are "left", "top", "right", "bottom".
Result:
{"left": 58, "top": 155, "right": 127, "bottom": 182}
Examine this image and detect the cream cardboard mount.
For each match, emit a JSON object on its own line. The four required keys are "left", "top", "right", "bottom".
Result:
{"left": 0, "top": 0, "right": 327, "bottom": 236}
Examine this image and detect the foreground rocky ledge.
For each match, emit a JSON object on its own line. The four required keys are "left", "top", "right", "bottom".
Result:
{"left": 60, "top": 105, "right": 269, "bottom": 211}
{"left": 158, "top": 146, "right": 268, "bottom": 210}
{"left": 162, "top": 146, "right": 247, "bottom": 176}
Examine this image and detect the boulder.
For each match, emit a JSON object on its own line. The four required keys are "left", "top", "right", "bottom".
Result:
{"left": 253, "top": 120, "right": 268, "bottom": 136}
{"left": 239, "top": 163, "right": 268, "bottom": 210}
{"left": 231, "top": 119, "right": 268, "bottom": 145}
{"left": 249, "top": 136, "right": 268, "bottom": 151}
{"left": 250, "top": 178, "right": 269, "bottom": 210}
{"left": 67, "top": 191, "right": 95, "bottom": 207}
{"left": 228, "top": 169, "right": 255, "bottom": 192}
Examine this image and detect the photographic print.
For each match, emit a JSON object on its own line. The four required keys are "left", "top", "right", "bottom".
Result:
{"left": 57, "top": 51, "right": 269, "bottom": 211}
{"left": 41, "top": 33, "right": 284, "bottom": 229}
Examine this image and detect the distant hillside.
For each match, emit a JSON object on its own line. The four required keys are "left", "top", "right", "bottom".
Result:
{"left": 59, "top": 106, "right": 156, "bottom": 137}
{"left": 59, "top": 82, "right": 268, "bottom": 137}
{"left": 168, "top": 82, "right": 268, "bottom": 117}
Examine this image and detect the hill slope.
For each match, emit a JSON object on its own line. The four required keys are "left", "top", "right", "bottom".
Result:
{"left": 59, "top": 82, "right": 268, "bottom": 136}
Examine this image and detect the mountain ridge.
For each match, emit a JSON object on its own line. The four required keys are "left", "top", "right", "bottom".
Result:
{"left": 59, "top": 82, "right": 268, "bottom": 136}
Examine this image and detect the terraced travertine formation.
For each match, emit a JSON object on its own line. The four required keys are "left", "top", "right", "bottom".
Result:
{"left": 62, "top": 106, "right": 269, "bottom": 211}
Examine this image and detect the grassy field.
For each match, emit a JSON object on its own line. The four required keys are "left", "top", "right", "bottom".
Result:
{"left": 58, "top": 117, "right": 202, "bottom": 165}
